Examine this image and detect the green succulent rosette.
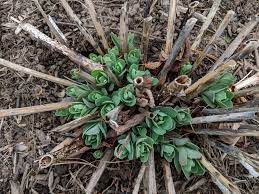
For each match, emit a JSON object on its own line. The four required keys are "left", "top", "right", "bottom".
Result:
{"left": 82, "top": 120, "right": 107, "bottom": 148}
{"left": 135, "top": 136, "right": 154, "bottom": 163}
{"left": 91, "top": 69, "right": 111, "bottom": 87}
{"left": 174, "top": 106, "right": 192, "bottom": 126}
{"left": 146, "top": 106, "right": 177, "bottom": 135}
{"left": 114, "top": 133, "right": 136, "bottom": 160}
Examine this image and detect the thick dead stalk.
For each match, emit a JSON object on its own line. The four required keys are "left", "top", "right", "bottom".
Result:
{"left": 33, "top": 0, "right": 67, "bottom": 45}
{"left": 230, "top": 40, "right": 259, "bottom": 61}
{"left": 0, "top": 102, "right": 73, "bottom": 118}
{"left": 202, "top": 106, "right": 259, "bottom": 115}
{"left": 114, "top": 113, "right": 146, "bottom": 135}
{"left": 59, "top": 0, "right": 104, "bottom": 55}
{"left": 234, "top": 86, "right": 259, "bottom": 97}
{"left": 119, "top": 2, "right": 129, "bottom": 54}
{"left": 164, "top": 0, "right": 178, "bottom": 55}
{"left": 191, "top": 112, "right": 255, "bottom": 124}
{"left": 132, "top": 164, "right": 147, "bottom": 194}
{"left": 146, "top": 149, "right": 157, "bottom": 194}
{"left": 193, "top": 127, "right": 259, "bottom": 136}
{"left": 191, "top": 0, "right": 222, "bottom": 50}
{"left": 158, "top": 18, "right": 197, "bottom": 85}
{"left": 200, "top": 156, "right": 241, "bottom": 194}
{"left": 51, "top": 112, "right": 97, "bottom": 133}
{"left": 141, "top": 16, "right": 153, "bottom": 63}
{"left": 85, "top": 149, "right": 113, "bottom": 194}
{"left": 177, "top": 6, "right": 207, "bottom": 22}
{"left": 0, "top": 58, "right": 74, "bottom": 86}
{"left": 76, "top": 68, "right": 96, "bottom": 84}
{"left": 17, "top": 23, "right": 102, "bottom": 72}
{"left": 184, "top": 60, "right": 236, "bottom": 97}
{"left": 211, "top": 17, "right": 259, "bottom": 70}
{"left": 162, "top": 160, "right": 176, "bottom": 194}
{"left": 233, "top": 72, "right": 259, "bottom": 91}
{"left": 192, "top": 10, "right": 235, "bottom": 72}
{"left": 84, "top": 0, "right": 109, "bottom": 50}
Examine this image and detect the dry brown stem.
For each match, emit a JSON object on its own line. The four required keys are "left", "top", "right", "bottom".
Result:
{"left": 230, "top": 40, "right": 259, "bottom": 61}
{"left": 177, "top": 6, "right": 207, "bottom": 22}
{"left": 59, "top": 0, "right": 103, "bottom": 55}
{"left": 234, "top": 86, "right": 259, "bottom": 97}
{"left": 191, "top": 111, "right": 255, "bottom": 124}
{"left": 202, "top": 106, "right": 259, "bottom": 115}
{"left": 211, "top": 17, "right": 259, "bottom": 70}
{"left": 141, "top": 16, "right": 153, "bottom": 63}
{"left": 84, "top": 0, "right": 109, "bottom": 50}
{"left": 17, "top": 23, "right": 102, "bottom": 72}
{"left": 184, "top": 60, "right": 236, "bottom": 97}
{"left": 0, "top": 102, "right": 73, "bottom": 118}
{"left": 146, "top": 149, "right": 157, "bottom": 194}
{"left": 76, "top": 69, "right": 96, "bottom": 84}
{"left": 132, "top": 164, "right": 147, "bottom": 194}
{"left": 164, "top": 0, "right": 178, "bottom": 55}
{"left": 85, "top": 149, "right": 113, "bottom": 194}
{"left": 192, "top": 10, "right": 235, "bottom": 72}
{"left": 119, "top": 2, "right": 129, "bottom": 54}
{"left": 233, "top": 72, "right": 259, "bottom": 91}
{"left": 114, "top": 113, "right": 146, "bottom": 135}
{"left": 200, "top": 155, "right": 241, "bottom": 194}
{"left": 33, "top": 0, "right": 67, "bottom": 45}
{"left": 162, "top": 160, "right": 176, "bottom": 194}
{"left": 51, "top": 112, "right": 97, "bottom": 133}
{"left": 191, "top": 0, "right": 222, "bottom": 50}
{"left": 158, "top": 18, "right": 197, "bottom": 85}
{"left": 0, "top": 58, "right": 74, "bottom": 86}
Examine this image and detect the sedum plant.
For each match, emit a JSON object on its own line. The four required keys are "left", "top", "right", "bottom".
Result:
{"left": 201, "top": 73, "right": 235, "bottom": 108}
{"left": 53, "top": 32, "right": 237, "bottom": 179}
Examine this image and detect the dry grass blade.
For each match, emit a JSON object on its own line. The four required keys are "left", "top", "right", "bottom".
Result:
{"left": 84, "top": 0, "right": 109, "bottom": 50}
{"left": 132, "top": 164, "right": 147, "bottom": 194}
{"left": 0, "top": 102, "right": 73, "bottom": 118}
{"left": 192, "top": 10, "right": 235, "bottom": 72}
{"left": 162, "top": 160, "right": 176, "bottom": 194}
{"left": 164, "top": 0, "right": 178, "bottom": 56}
{"left": 211, "top": 17, "right": 259, "bottom": 70}
{"left": 85, "top": 149, "right": 113, "bottom": 194}
{"left": 119, "top": 2, "right": 129, "bottom": 54}
{"left": 185, "top": 60, "right": 236, "bottom": 97}
{"left": 0, "top": 58, "right": 74, "bottom": 86}
{"left": 200, "top": 155, "right": 241, "bottom": 194}
{"left": 159, "top": 17, "right": 197, "bottom": 85}
{"left": 17, "top": 23, "right": 102, "bottom": 72}
{"left": 33, "top": 0, "right": 67, "bottom": 45}
{"left": 59, "top": 0, "right": 104, "bottom": 55}
{"left": 191, "top": 0, "right": 222, "bottom": 50}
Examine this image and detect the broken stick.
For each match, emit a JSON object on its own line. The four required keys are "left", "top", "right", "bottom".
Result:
{"left": 119, "top": 2, "right": 129, "bottom": 54}
{"left": 0, "top": 102, "right": 73, "bottom": 118}
{"left": 0, "top": 58, "right": 74, "bottom": 86}
{"left": 132, "top": 164, "right": 147, "bottom": 194}
{"left": 162, "top": 160, "right": 176, "bottom": 194}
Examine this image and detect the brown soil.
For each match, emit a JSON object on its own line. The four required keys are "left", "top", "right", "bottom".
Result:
{"left": 0, "top": 0, "right": 258, "bottom": 193}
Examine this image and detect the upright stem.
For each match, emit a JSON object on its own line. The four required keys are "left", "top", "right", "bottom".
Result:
{"left": 164, "top": 0, "right": 178, "bottom": 56}
{"left": 141, "top": 16, "right": 153, "bottom": 63}
{"left": 162, "top": 160, "right": 176, "bottom": 194}
{"left": 119, "top": 2, "right": 129, "bottom": 54}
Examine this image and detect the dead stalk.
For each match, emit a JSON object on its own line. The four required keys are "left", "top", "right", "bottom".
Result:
{"left": 33, "top": 0, "right": 67, "bottom": 45}
{"left": 141, "top": 16, "right": 153, "bottom": 63}
{"left": 167, "top": 75, "right": 192, "bottom": 94}
{"left": 192, "top": 111, "right": 255, "bottom": 124}
{"left": 0, "top": 102, "right": 73, "bottom": 118}
{"left": 164, "top": 0, "right": 178, "bottom": 55}
{"left": 177, "top": 6, "right": 207, "bottom": 22}
{"left": 114, "top": 113, "right": 146, "bottom": 135}
{"left": 132, "top": 164, "right": 147, "bottom": 194}
{"left": 85, "top": 149, "right": 113, "bottom": 194}
{"left": 192, "top": 10, "right": 235, "bottom": 72}
{"left": 162, "top": 160, "right": 176, "bottom": 194}
{"left": 255, "top": 47, "right": 259, "bottom": 68}
{"left": 76, "top": 69, "right": 96, "bottom": 84}
{"left": 234, "top": 86, "right": 259, "bottom": 97}
{"left": 200, "top": 155, "right": 241, "bottom": 194}
{"left": 0, "top": 58, "right": 74, "bottom": 86}
{"left": 191, "top": 0, "right": 222, "bottom": 50}
{"left": 184, "top": 60, "right": 236, "bottom": 97}
{"left": 17, "top": 23, "right": 102, "bottom": 72}
{"left": 211, "top": 17, "right": 259, "bottom": 70}
{"left": 202, "top": 106, "right": 259, "bottom": 115}
{"left": 146, "top": 149, "right": 157, "bottom": 194}
{"left": 233, "top": 72, "right": 259, "bottom": 91}
{"left": 119, "top": 2, "right": 129, "bottom": 54}
{"left": 51, "top": 112, "right": 97, "bottom": 133}
{"left": 59, "top": 0, "right": 104, "bottom": 55}
{"left": 193, "top": 127, "right": 259, "bottom": 136}
{"left": 230, "top": 40, "right": 259, "bottom": 61}
{"left": 158, "top": 18, "right": 197, "bottom": 85}
{"left": 84, "top": 0, "right": 109, "bottom": 50}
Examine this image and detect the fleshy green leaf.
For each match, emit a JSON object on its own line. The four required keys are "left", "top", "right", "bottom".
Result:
{"left": 93, "top": 150, "right": 104, "bottom": 159}
{"left": 91, "top": 69, "right": 111, "bottom": 87}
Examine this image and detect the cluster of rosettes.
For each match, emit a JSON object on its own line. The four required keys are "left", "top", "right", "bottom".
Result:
{"left": 56, "top": 32, "right": 205, "bottom": 178}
